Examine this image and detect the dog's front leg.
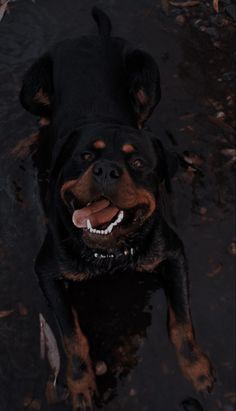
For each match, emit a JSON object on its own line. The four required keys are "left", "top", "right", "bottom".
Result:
{"left": 162, "top": 253, "right": 215, "bottom": 393}
{"left": 64, "top": 308, "right": 97, "bottom": 411}
{"left": 36, "top": 255, "right": 96, "bottom": 410}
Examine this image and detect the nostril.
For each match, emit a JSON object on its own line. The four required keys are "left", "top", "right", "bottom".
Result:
{"left": 93, "top": 166, "right": 103, "bottom": 176}
{"left": 110, "top": 169, "right": 120, "bottom": 179}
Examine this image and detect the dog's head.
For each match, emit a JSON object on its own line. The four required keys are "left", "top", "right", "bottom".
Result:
{"left": 19, "top": 36, "right": 177, "bottom": 257}
{"left": 50, "top": 124, "right": 176, "bottom": 253}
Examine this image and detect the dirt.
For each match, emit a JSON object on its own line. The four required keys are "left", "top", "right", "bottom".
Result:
{"left": 0, "top": 1, "right": 235, "bottom": 410}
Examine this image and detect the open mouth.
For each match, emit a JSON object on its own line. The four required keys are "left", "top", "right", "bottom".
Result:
{"left": 68, "top": 197, "right": 147, "bottom": 238}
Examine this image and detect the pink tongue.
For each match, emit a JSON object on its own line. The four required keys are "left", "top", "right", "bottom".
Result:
{"left": 72, "top": 199, "right": 119, "bottom": 228}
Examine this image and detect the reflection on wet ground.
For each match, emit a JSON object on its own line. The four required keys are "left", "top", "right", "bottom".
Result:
{"left": 0, "top": 1, "right": 235, "bottom": 410}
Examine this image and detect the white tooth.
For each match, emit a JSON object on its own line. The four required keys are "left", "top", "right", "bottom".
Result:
{"left": 94, "top": 253, "right": 98, "bottom": 258}
{"left": 108, "top": 225, "right": 113, "bottom": 233}
{"left": 116, "top": 213, "right": 123, "bottom": 223}
{"left": 131, "top": 248, "right": 134, "bottom": 255}
{"left": 92, "top": 228, "right": 96, "bottom": 233}
{"left": 87, "top": 219, "right": 92, "bottom": 229}
{"left": 96, "top": 230, "right": 101, "bottom": 234}
{"left": 101, "top": 230, "right": 105, "bottom": 234}
{"left": 104, "top": 229, "right": 108, "bottom": 235}
{"left": 124, "top": 250, "right": 129, "bottom": 256}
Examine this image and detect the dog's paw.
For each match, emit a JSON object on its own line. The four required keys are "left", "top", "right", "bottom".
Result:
{"left": 178, "top": 346, "right": 216, "bottom": 394}
{"left": 67, "top": 376, "right": 96, "bottom": 411}
{"left": 67, "top": 356, "right": 97, "bottom": 411}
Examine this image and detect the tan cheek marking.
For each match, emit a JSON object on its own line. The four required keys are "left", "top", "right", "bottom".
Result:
{"left": 118, "top": 170, "right": 156, "bottom": 217}
{"left": 60, "top": 179, "right": 78, "bottom": 203}
{"left": 122, "top": 144, "right": 135, "bottom": 153}
{"left": 93, "top": 140, "right": 106, "bottom": 149}
{"left": 60, "top": 166, "right": 94, "bottom": 205}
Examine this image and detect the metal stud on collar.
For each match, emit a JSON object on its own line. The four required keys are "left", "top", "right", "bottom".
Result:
{"left": 94, "top": 248, "right": 134, "bottom": 259}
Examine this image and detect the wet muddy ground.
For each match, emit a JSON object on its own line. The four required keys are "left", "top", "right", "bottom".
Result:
{"left": 0, "top": 1, "right": 235, "bottom": 410}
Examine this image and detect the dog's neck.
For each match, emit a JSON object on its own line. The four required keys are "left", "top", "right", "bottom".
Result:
{"left": 92, "top": 246, "right": 135, "bottom": 260}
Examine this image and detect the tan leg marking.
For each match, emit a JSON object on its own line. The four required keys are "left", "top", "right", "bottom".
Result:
{"left": 64, "top": 309, "right": 97, "bottom": 410}
{"left": 169, "top": 307, "right": 215, "bottom": 392}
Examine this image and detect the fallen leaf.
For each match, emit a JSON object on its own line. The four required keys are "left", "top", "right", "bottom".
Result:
{"left": 39, "top": 314, "right": 60, "bottom": 385}
{"left": 221, "top": 149, "right": 236, "bottom": 160}
{"left": 179, "top": 113, "right": 196, "bottom": 121}
{"left": 0, "top": 309, "right": 14, "bottom": 318}
{"left": 169, "top": 0, "right": 200, "bottom": 7}
{"left": 161, "top": 0, "right": 170, "bottom": 14}
{"left": 23, "top": 396, "right": 41, "bottom": 410}
{"left": 183, "top": 151, "right": 204, "bottom": 167}
{"left": 129, "top": 388, "right": 137, "bottom": 397}
{"left": 10, "top": 132, "right": 40, "bottom": 159}
{"left": 95, "top": 360, "right": 108, "bottom": 376}
{"left": 224, "top": 392, "right": 236, "bottom": 405}
{"left": 18, "top": 302, "right": 28, "bottom": 316}
{"left": 207, "top": 262, "right": 222, "bottom": 278}
{"left": 213, "top": 0, "right": 219, "bottom": 13}
{"left": 0, "top": 0, "right": 9, "bottom": 22}
{"left": 199, "top": 206, "right": 208, "bottom": 216}
{"left": 208, "top": 115, "right": 235, "bottom": 134}
{"left": 228, "top": 240, "right": 236, "bottom": 256}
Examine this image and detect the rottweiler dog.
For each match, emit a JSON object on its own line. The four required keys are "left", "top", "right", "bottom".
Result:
{"left": 20, "top": 7, "right": 215, "bottom": 410}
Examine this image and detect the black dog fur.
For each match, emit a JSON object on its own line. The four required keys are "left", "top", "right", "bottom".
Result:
{"left": 20, "top": 7, "right": 214, "bottom": 410}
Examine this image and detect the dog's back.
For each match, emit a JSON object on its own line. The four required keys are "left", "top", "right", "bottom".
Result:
{"left": 52, "top": 8, "right": 133, "bottom": 127}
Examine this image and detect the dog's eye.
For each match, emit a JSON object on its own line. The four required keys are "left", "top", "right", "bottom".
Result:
{"left": 81, "top": 152, "right": 94, "bottom": 161}
{"left": 130, "top": 158, "right": 144, "bottom": 169}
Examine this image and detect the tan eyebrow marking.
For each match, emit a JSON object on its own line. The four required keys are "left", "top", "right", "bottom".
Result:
{"left": 93, "top": 140, "right": 106, "bottom": 149}
{"left": 122, "top": 143, "right": 135, "bottom": 153}
{"left": 34, "top": 88, "right": 50, "bottom": 105}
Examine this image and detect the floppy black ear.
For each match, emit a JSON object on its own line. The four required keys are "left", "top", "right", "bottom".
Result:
{"left": 19, "top": 53, "right": 53, "bottom": 117}
{"left": 152, "top": 138, "right": 179, "bottom": 193}
{"left": 125, "top": 50, "right": 161, "bottom": 128}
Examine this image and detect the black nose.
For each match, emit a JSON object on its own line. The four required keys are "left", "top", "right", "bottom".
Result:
{"left": 92, "top": 160, "right": 122, "bottom": 185}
